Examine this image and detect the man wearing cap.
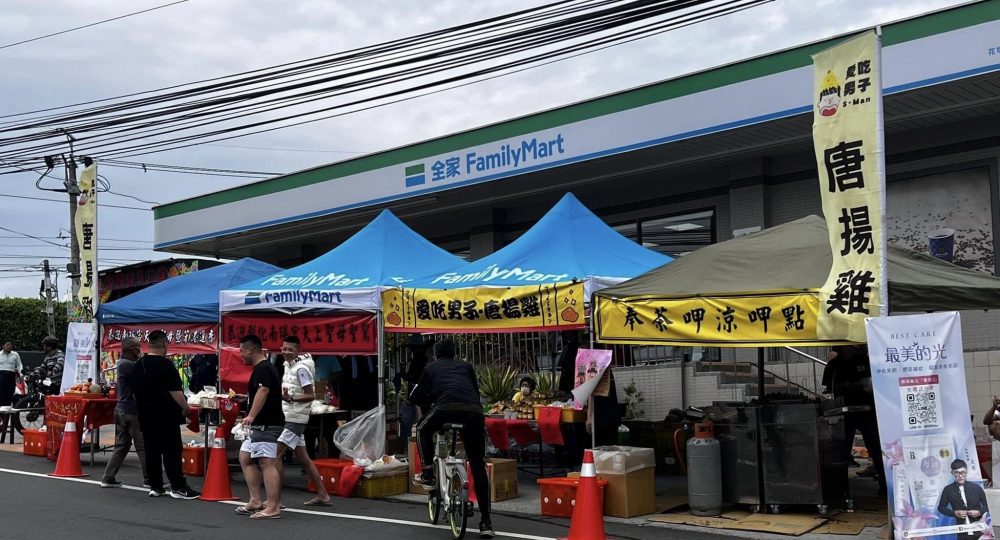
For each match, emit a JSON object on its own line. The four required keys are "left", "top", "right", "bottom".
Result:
{"left": 101, "top": 336, "right": 150, "bottom": 488}
{"left": 938, "top": 459, "right": 990, "bottom": 538}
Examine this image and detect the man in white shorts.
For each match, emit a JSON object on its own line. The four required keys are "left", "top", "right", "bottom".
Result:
{"left": 277, "top": 336, "right": 332, "bottom": 506}
{"left": 236, "top": 334, "right": 285, "bottom": 519}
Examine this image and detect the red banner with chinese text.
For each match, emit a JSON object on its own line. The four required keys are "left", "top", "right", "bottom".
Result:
{"left": 221, "top": 313, "right": 378, "bottom": 354}
{"left": 101, "top": 323, "right": 218, "bottom": 354}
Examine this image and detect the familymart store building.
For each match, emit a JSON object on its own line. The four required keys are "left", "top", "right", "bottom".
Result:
{"left": 155, "top": 2, "right": 1000, "bottom": 413}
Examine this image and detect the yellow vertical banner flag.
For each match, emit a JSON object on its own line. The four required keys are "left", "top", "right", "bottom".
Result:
{"left": 812, "top": 31, "right": 887, "bottom": 342}
{"left": 72, "top": 163, "right": 99, "bottom": 322}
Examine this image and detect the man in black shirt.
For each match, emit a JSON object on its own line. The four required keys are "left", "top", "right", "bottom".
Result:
{"left": 188, "top": 354, "right": 218, "bottom": 393}
{"left": 237, "top": 334, "right": 285, "bottom": 519}
{"left": 410, "top": 340, "right": 494, "bottom": 539}
{"left": 133, "top": 330, "right": 199, "bottom": 499}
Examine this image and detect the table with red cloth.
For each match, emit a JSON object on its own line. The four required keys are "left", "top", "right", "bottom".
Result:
{"left": 486, "top": 407, "right": 569, "bottom": 477}
{"left": 44, "top": 395, "right": 117, "bottom": 464}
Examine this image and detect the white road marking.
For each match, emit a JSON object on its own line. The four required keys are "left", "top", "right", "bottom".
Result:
{"left": 0, "top": 466, "right": 555, "bottom": 540}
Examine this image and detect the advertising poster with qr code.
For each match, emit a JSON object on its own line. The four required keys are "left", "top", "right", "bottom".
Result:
{"left": 867, "top": 312, "right": 991, "bottom": 540}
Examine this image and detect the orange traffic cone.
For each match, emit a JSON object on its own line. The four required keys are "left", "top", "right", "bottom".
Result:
{"left": 200, "top": 438, "right": 238, "bottom": 501}
{"left": 49, "top": 421, "right": 87, "bottom": 478}
{"left": 561, "top": 450, "right": 607, "bottom": 540}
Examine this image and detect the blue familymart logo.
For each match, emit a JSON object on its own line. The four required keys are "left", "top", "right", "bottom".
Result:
{"left": 244, "top": 292, "right": 262, "bottom": 305}
{"left": 404, "top": 132, "right": 566, "bottom": 189}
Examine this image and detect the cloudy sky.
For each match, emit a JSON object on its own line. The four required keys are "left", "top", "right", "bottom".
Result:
{"left": 0, "top": 0, "right": 968, "bottom": 298}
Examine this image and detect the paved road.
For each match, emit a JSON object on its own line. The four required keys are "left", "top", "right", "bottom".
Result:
{"left": 0, "top": 450, "right": 733, "bottom": 540}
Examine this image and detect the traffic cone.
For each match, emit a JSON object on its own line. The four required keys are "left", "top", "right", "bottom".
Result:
{"left": 560, "top": 450, "right": 607, "bottom": 540}
{"left": 199, "top": 438, "right": 238, "bottom": 501}
{"left": 49, "top": 421, "right": 87, "bottom": 478}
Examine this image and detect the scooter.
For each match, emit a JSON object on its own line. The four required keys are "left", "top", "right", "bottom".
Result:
{"left": 12, "top": 365, "right": 62, "bottom": 433}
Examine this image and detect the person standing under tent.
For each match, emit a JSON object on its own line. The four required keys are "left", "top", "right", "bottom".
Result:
{"left": 236, "top": 334, "right": 285, "bottom": 519}
{"left": 101, "top": 336, "right": 150, "bottom": 489}
{"left": 276, "top": 336, "right": 332, "bottom": 507}
{"left": 133, "top": 330, "right": 199, "bottom": 499}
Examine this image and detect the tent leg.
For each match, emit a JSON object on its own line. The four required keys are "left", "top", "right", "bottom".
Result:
{"left": 589, "top": 315, "right": 596, "bottom": 450}
{"left": 377, "top": 311, "right": 385, "bottom": 409}
{"left": 756, "top": 347, "right": 766, "bottom": 511}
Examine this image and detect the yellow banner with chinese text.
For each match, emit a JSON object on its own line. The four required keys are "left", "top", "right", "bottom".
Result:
{"left": 812, "top": 31, "right": 886, "bottom": 342}
{"left": 382, "top": 282, "right": 586, "bottom": 333}
{"left": 71, "top": 163, "right": 98, "bottom": 322}
{"left": 595, "top": 292, "right": 852, "bottom": 347}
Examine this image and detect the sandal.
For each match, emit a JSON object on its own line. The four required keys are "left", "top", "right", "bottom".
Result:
{"left": 249, "top": 511, "right": 283, "bottom": 520}
{"left": 303, "top": 498, "right": 332, "bottom": 507}
{"left": 235, "top": 505, "right": 263, "bottom": 515}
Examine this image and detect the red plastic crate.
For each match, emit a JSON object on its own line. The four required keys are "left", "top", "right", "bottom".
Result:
{"left": 308, "top": 458, "right": 354, "bottom": 494}
{"left": 182, "top": 446, "right": 206, "bottom": 476}
{"left": 22, "top": 429, "right": 46, "bottom": 457}
{"left": 537, "top": 477, "right": 608, "bottom": 518}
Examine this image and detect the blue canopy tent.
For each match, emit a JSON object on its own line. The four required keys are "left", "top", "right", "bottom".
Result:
{"left": 98, "top": 257, "right": 282, "bottom": 323}
{"left": 405, "top": 192, "right": 672, "bottom": 295}
{"left": 220, "top": 209, "right": 465, "bottom": 313}
{"left": 219, "top": 210, "right": 466, "bottom": 410}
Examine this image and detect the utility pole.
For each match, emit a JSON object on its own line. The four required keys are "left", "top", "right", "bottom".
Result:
{"left": 40, "top": 259, "right": 56, "bottom": 337}
{"left": 62, "top": 133, "right": 82, "bottom": 300}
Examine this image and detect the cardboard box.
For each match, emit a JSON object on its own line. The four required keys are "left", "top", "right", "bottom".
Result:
{"left": 569, "top": 467, "right": 656, "bottom": 517}
{"left": 593, "top": 446, "right": 656, "bottom": 474}
{"left": 599, "top": 467, "right": 656, "bottom": 518}
{"left": 486, "top": 458, "right": 518, "bottom": 502}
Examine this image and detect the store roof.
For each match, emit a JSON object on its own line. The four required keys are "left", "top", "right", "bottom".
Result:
{"left": 153, "top": 2, "right": 1000, "bottom": 257}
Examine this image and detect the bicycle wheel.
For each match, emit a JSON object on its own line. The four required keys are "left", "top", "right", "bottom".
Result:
{"left": 447, "top": 469, "right": 468, "bottom": 540}
{"left": 428, "top": 489, "right": 442, "bottom": 525}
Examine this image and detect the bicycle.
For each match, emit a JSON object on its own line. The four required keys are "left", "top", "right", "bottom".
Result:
{"left": 424, "top": 423, "right": 474, "bottom": 540}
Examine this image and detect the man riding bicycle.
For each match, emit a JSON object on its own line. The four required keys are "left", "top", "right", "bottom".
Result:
{"left": 410, "top": 339, "right": 494, "bottom": 539}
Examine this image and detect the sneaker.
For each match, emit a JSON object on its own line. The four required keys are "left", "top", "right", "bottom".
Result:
{"left": 100, "top": 479, "right": 122, "bottom": 488}
{"left": 412, "top": 474, "right": 435, "bottom": 490}
{"left": 148, "top": 488, "right": 167, "bottom": 497}
{"left": 169, "top": 487, "right": 200, "bottom": 500}
{"left": 479, "top": 521, "right": 495, "bottom": 539}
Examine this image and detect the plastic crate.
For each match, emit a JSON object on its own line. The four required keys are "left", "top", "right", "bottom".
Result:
{"left": 356, "top": 471, "right": 408, "bottom": 498}
{"left": 182, "top": 446, "right": 205, "bottom": 476}
{"left": 537, "top": 477, "right": 608, "bottom": 518}
{"left": 22, "top": 429, "right": 46, "bottom": 457}
{"left": 308, "top": 458, "right": 354, "bottom": 494}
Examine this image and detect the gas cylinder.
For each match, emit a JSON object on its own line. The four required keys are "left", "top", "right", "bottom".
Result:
{"left": 686, "top": 421, "right": 722, "bottom": 516}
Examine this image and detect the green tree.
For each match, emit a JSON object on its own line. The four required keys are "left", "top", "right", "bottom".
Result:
{"left": 0, "top": 298, "right": 69, "bottom": 350}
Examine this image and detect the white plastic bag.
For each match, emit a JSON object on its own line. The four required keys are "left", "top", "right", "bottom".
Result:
{"left": 334, "top": 405, "right": 385, "bottom": 465}
{"left": 231, "top": 423, "right": 248, "bottom": 441}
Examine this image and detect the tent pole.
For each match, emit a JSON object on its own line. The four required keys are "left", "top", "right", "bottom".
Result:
{"left": 756, "top": 347, "right": 766, "bottom": 511}
{"left": 589, "top": 312, "right": 596, "bottom": 449}
{"left": 377, "top": 310, "right": 385, "bottom": 409}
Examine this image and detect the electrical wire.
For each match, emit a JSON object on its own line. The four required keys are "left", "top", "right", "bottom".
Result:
{"left": 0, "top": 225, "right": 67, "bottom": 247}
{"left": 0, "top": 192, "right": 151, "bottom": 211}
{"left": 0, "top": 0, "right": 769, "bottom": 166}
{"left": 0, "top": 0, "right": 192, "bottom": 51}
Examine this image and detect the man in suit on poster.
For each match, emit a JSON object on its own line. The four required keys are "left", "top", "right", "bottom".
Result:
{"left": 938, "top": 459, "right": 990, "bottom": 538}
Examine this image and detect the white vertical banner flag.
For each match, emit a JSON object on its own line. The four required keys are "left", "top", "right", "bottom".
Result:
{"left": 61, "top": 322, "right": 98, "bottom": 393}
{"left": 866, "top": 312, "right": 991, "bottom": 539}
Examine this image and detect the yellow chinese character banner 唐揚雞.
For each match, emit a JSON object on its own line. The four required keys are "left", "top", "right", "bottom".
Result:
{"left": 812, "top": 31, "right": 887, "bottom": 342}
{"left": 381, "top": 282, "right": 586, "bottom": 333}
{"left": 595, "top": 292, "right": 853, "bottom": 347}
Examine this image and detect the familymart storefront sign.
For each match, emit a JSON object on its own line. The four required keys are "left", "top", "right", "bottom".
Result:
{"left": 154, "top": 13, "right": 1000, "bottom": 249}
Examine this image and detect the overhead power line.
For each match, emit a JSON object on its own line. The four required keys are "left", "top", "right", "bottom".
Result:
{"left": 0, "top": 0, "right": 192, "bottom": 51}
{"left": 0, "top": 0, "right": 771, "bottom": 168}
